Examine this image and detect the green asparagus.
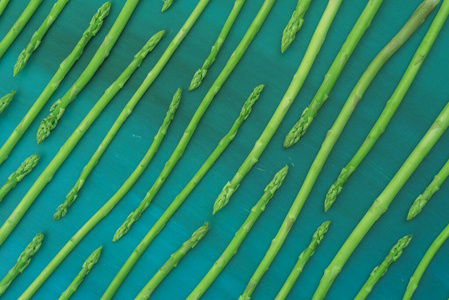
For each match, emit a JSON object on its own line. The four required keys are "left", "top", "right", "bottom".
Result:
{"left": 407, "top": 158, "right": 449, "bottom": 220}
{"left": 134, "top": 223, "right": 209, "bottom": 300}
{"left": 355, "top": 235, "right": 412, "bottom": 300}
{"left": 0, "top": 90, "right": 16, "bottom": 114}
{"left": 0, "top": 154, "right": 39, "bottom": 203}
{"left": 281, "top": 0, "right": 312, "bottom": 53}
{"left": 283, "top": 0, "right": 383, "bottom": 147}
{"left": 0, "top": 233, "right": 44, "bottom": 296}
{"left": 325, "top": 0, "right": 443, "bottom": 212}
{"left": 213, "top": 0, "right": 343, "bottom": 215}
{"left": 113, "top": 0, "right": 276, "bottom": 242}
{"left": 189, "top": 0, "right": 245, "bottom": 91}
{"left": 14, "top": 0, "right": 71, "bottom": 76}
{"left": 58, "top": 246, "right": 102, "bottom": 300}
{"left": 0, "top": 0, "right": 11, "bottom": 17}
{"left": 274, "top": 221, "right": 331, "bottom": 300}
{"left": 0, "top": 2, "right": 111, "bottom": 166}
{"left": 187, "top": 166, "right": 289, "bottom": 300}
{"left": 161, "top": 0, "right": 174, "bottom": 12}
{"left": 313, "top": 100, "right": 449, "bottom": 298}
{"left": 0, "top": 0, "right": 42, "bottom": 59}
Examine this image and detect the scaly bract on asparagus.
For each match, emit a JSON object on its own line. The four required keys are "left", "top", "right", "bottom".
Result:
{"left": 161, "top": 0, "right": 174, "bottom": 12}
{"left": 0, "top": 90, "right": 16, "bottom": 114}
{"left": 281, "top": 0, "right": 312, "bottom": 53}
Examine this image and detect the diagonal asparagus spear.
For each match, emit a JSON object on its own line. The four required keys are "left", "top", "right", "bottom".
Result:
{"left": 281, "top": 0, "right": 312, "bottom": 53}
{"left": 0, "top": 90, "right": 16, "bottom": 114}
{"left": 0, "top": 0, "right": 10, "bottom": 17}
{"left": 161, "top": 0, "right": 175, "bottom": 12}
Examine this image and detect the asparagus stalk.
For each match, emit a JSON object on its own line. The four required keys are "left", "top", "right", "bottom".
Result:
{"left": 113, "top": 0, "right": 276, "bottom": 242}
{"left": 187, "top": 166, "right": 289, "bottom": 300}
{"left": 189, "top": 0, "right": 245, "bottom": 91}
{"left": 403, "top": 223, "right": 449, "bottom": 300}
{"left": 58, "top": 246, "right": 102, "bottom": 300}
{"left": 0, "top": 2, "right": 111, "bottom": 166}
{"left": 283, "top": 0, "right": 383, "bottom": 147}
{"left": 0, "top": 0, "right": 11, "bottom": 17}
{"left": 0, "top": 233, "right": 44, "bottom": 296}
{"left": 0, "top": 154, "right": 40, "bottom": 203}
{"left": 0, "top": 0, "right": 42, "bottom": 59}
{"left": 35, "top": 0, "right": 141, "bottom": 144}
{"left": 161, "top": 0, "right": 174, "bottom": 12}
{"left": 407, "top": 158, "right": 449, "bottom": 220}
{"left": 18, "top": 3, "right": 209, "bottom": 298}
{"left": 213, "top": 0, "right": 343, "bottom": 215}
{"left": 14, "top": 0, "right": 71, "bottom": 76}
{"left": 274, "top": 221, "right": 331, "bottom": 300}
{"left": 313, "top": 100, "right": 449, "bottom": 298}
{"left": 355, "top": 235, "right": 412, "bottom": 300}
{"left": 281, "top": 0, "right": 312, "bottom": 53}
{"left": 134, "top": 223, "right": 209, "bottom": 300}
{"left": 0, "top": 90, "right": 16, "bottom": 114}
{"left": 325, "top": 0, "right": 443, "bottom": 212}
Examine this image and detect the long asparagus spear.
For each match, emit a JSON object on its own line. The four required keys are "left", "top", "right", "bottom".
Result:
{"left": 18, "top": 3, "right": 210, "bottom": 298}
{"left": 0, "top": 2, "right": 111, "bottom": 166}
{"left": 113, "top": 0, "right": 276, "bottom": 242}
{"left": 35, "top": 0, "right": 142, "bottom": 144}
{"left": 213, "top": 0, "right": 344, "bottom": 215}
{"left": 281, "top": 0, "right": 312, "bottom": 53}
{"left": 355, "top": 235, "right": 412, "bottom": 300}
{"left": 0, "top": 0, "right": 10, "bottom": 17}
{"left": 274, "top": 221, "right": 331, "bottom": 300}
{"left": 407, "top": 158, "right": 449, "bottom": 220}
{"left": 325, "top": 0, "right": 444, "bottom": 211}
{"left": 161, "top": 0, "right": 175, "bottom": 12}
{"left": 189, "top": 0, "right": 245, "bottom": 91}
{"left": 186, "top": 166, "right": 289, "bottom": 300}
{"left": 14, "top": 0, "right": 71, "bottom": 76}
{"left": 134, "top": 223, "right": 209, "bottom": 300}
{"left": 313, "top": 101, "right": 449, "bottom": 298}
{"left": 58, "top": 246, "right": 102, "bottom": 300}
{"left": 0, "top": 0, "right": 42, "bottom": 59}
{"left": 0, "top": 90, "right": 16, "bottom": 114}
{"left": 0, "top": 233, "right": 44, "bottom": 296}
{"left": 283, "top": 0, "right": 383, "bottom": 147}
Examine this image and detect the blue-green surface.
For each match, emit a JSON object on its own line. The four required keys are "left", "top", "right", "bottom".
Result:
{"left": 0, "top": 0, "right": 448, "bottom": 299}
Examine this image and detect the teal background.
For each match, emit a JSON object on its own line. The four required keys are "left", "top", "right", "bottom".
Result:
{"left": 0, "top": 0, "right": 448, "bottom": 299}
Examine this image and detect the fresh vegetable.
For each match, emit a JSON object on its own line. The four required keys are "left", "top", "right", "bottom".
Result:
{"left": 281, "top": 0, "right": 312, "bottom": 53}
{"left": 161, "top": 0, "right": 174, "bottom": 12}
{"left": 0, "top": 0, "right": 11, "bottom": 16}
{"left": 0, "top": 90, "right": 16, "bottom": 114}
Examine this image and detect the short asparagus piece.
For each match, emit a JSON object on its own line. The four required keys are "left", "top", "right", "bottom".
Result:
{"left": 134, "top": 223, "right": 209, "bottom": 300}
{"left": 14, "top": 0, "right": 71, "bottom": 76}
{"left": 189, "top": 0, "right": 245, "bottom": 91}
{"left": 187, "top": 166, "right": 289, "bottom": 300}
{"left": 355, "top": 235, "right": 412, "bottom": 300}
{"left": 407, "top": 158, "right": 449, "bottom": 220}
{"left": 325, "top": 0, "right": 444, "bottom": 212}
{"left": 0, "top": 154, "right": 40, "bottom": 203}
{"left": 58, "top": 246, "right": 102, "bottom": 300}
{"left": 161, "top": 0, "right": 174, "bottom": 12}
{"left": 0, "top": 0, "right": 42, "bottom": 59}
{"left": 0, "top": 90, "right": 16, "bottom": 114}
{"left": 0, "top": 1, "right": 111, "bottom": 166}
{"left": 274, "top": 221, "right": 331, "bottom": 300}
{"left": 283, "top": 0, "right": 383, "bottom": 147}
{"left": 113, "top": 0, "right": 276, "bottom": 242}
{"left": 0, "top": 233, "right": 44, "bottom": 296}
{"left": 403, "top": 223, "right": 449, "bottom": 300}
{"left": 313, "top": 101, "right": 449, "bottom": 298}
{"left": 281, "top": 0, "right": 312, "bottom": 53}
{"left": 0, "top": 0, "right": 11, "bottom": 17}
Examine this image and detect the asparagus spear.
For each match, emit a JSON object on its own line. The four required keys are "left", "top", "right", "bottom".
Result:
{"left": 407, "top": 158, "right": 449, "bottom": 220}
{"left": 35, "top": 0, "right": 141, "bottom": 144}
{"left": 0, "top": 154, "right": 40, "bottom": 203}
{"left": 189, "top": 0, "right": 245, "bottom": 91}
{"left": 0, "top": 0, "right": 10, "bottom": 17}
{"left": 58, "top": 246, "right": 102, "bottom": 300}
{"left": 355, "top": 235, "right": 412, "bottom": 300}
{"left": 281, "top": 0, "right": 312, "bottom": 53}
{"left": 0, "top": 233, "right": 44, "bottom": 296}
{"left": 283, "top": 0, "right": 383, "bottom": 147}
{"left": 14, "top": 0, "right": 71, "bottom": 76}
{"left": 134, "top": 223, "right": 209, "bottom": 300}
{"left": 187, "top": 166, "right": 289, "bottom": 300}
{"left": 213, "top": 0, "right": 344, "bottom": 215}
{"left": 403, "top": 223, "right": 449, "bottom": 300}
{"left": 161, "top": 0, "right": 174, "bottom": 12}
{"left": 18, "top": 3, "right": 210, "bottom": 298}
{"left": 0, "top": 90, "right": 16, "bottom": 114}
{"left": 113, "top": 0, "right": 276, "bottom": 242}
{"left": 0, "top": 2, "right": 111, "bottom": 166}
{"left": 313, "top": 100, "right": 449, "bottom": 298}
{"left": 274, "top": 221, "right": 331, "bottom": 300}
{"left": 54, "top": 84, "right": 178, "bottom": 220}
{"left": 325, "top": 0, "right": 443, "bottom": 212}
{"left": 0, "top": 0, "right": 42, "bottom": 59}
